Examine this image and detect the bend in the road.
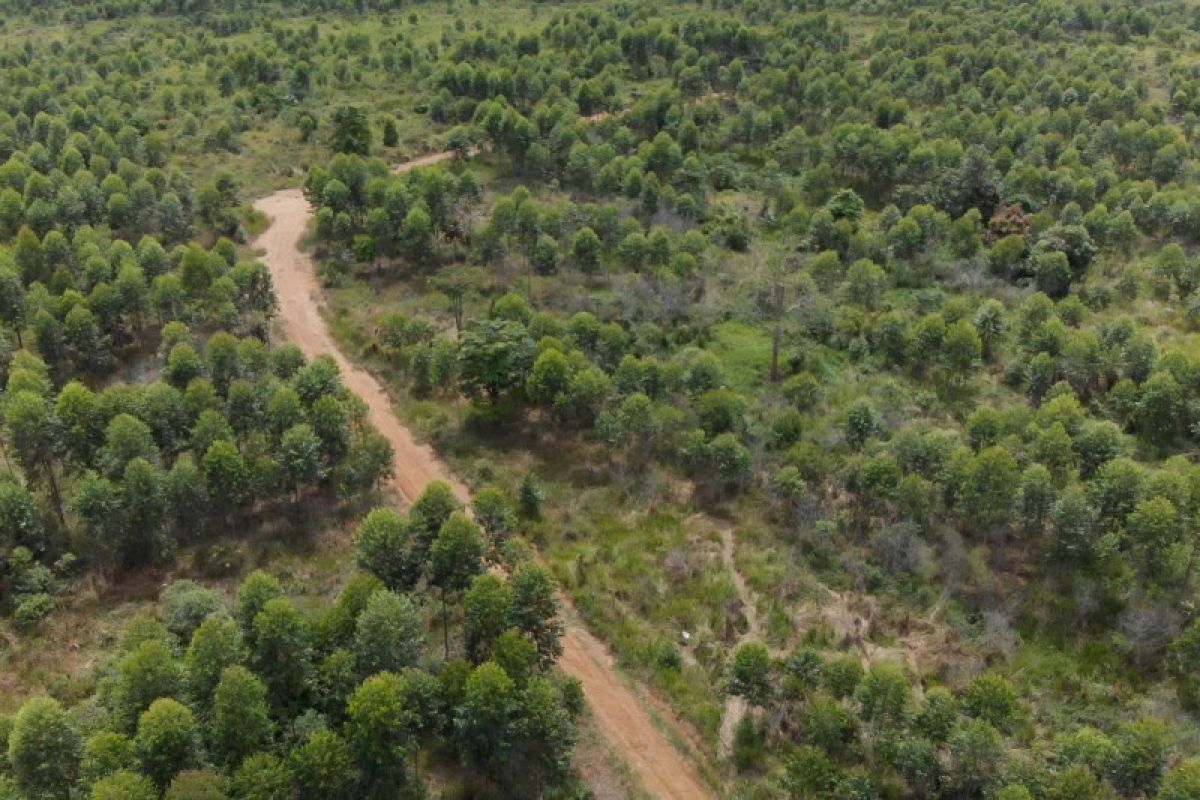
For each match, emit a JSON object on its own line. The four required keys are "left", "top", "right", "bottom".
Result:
{"left": 252, "top": 180, "right": 715, "bottom": 800}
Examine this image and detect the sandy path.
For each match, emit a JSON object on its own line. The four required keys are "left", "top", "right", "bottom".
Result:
{"left": 252, "top": 175, "right": 714, "bottom": 800}
{"left": 254, "top": 187, "right": 471, "bottom": 505}
{"left": 714, "top": 521, "right": 762, "bottom": 758}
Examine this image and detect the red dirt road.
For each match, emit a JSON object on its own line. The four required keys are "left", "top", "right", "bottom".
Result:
{"left": 252, "top": 172, "right": 714, "bottom": 800}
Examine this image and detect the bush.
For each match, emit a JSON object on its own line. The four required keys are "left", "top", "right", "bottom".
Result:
{"left": 732, "top": 716, "right": 766, "bottom": 772}
{"left": 13, "top": 593, "right": 54, "bottom": 630}
{"left": 161, "top": 581, "right": 224, "bottom": 641}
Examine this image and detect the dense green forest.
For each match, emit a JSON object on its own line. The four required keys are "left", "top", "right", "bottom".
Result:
{"left": 2, "top": 0, "right": 1200, "bottom": 797}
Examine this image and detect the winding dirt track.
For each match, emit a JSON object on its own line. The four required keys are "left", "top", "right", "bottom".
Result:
{"left": 252, "top": 162, "right": 714, "bottom": 800}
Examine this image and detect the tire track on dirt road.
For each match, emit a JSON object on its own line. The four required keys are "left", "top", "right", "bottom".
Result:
{"left": 252, "top": 163, "right": 715, "bottom": 800}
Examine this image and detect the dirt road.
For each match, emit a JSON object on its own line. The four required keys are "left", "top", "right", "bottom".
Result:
{"left": 252, "top": 171, "right": 714, "bottom": 800}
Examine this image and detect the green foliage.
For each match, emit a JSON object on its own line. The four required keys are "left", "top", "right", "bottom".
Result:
{"left": 353, "top": 590, "right": 423, "bottom": 676}
{"left": 8, "top": 696, "right": 80, "bottom": 800}
{"left": 729, "top": 642, "right": 772, "bottom": 707}
{"left": 134, "top": 698, "right": 201, "bottom": 789}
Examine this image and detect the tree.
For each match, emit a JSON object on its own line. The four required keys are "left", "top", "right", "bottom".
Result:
{"left": 162, "top": 580, "right": 223, "bottom": 641}
{"left": 114, "top": 639, "right": 184, "bottom": 728}
{"left": 963, "top": 672, "right": 1018, "bottom": 730}
{"left": 945, "top": 720, "right": 1004, "bottom": 796}
{"left": 1126, "top": 496, "right": 1180, "bottom": 576}
{"left": 289, "top": 731, "right": 354, "bottom": 800}
{"left": 399, "top": 202, "right": 434, "bottom": 263}
{"left": 80, "top": 732, "right": 137, "bottom": 788}
{"left": 0, "top": 266, "right": 26, "bottom": 347}
{"left": 509, "top": 675, "right": 577, "bottom": 788}
{"left": 958, "top": 446, "right": 1019, "bottom": 530}
{"left": 354, "top": 507, "right": 422, "bottom": 591}
{"left": 4, "top": 390, "right": 66, "bottom": 521}
{"left": 91, "top": 771, "right": 157, "bottom": 800}
{"left": 782, "top": 746, "right": 836, "bottom": 799}
{"left": 431, "top": 266, "right": 486, "bottom": 334}
{"left": 472, "top": 487, "right": 517, "bottom": 557}
{"left": 135, "top": 698, "right": 202, "bottom": 789}
{"left": 941, "top": 320, "right": 982, "bottom": 383}
{"left": 844, "top": 400, "right": 878, "bottom": 450}
{"left": 748, "top": 256, "right": 804, "bottom": 382}
{"left": 456, "top": 661, "right": 516, "bottom": 775}
{"left": 279, "top": 423, "right": 325, "bottom": 493}
{"left": 330, "top": 105, "right": 371, "bottom": 155}
{"left": 381, "top": 118, "right": 399, "bottom": 148}
{"left": 728, "top": 642, "right": 773, "bottom": 707}
{"left": 1136, "top": 372, "right": 1183, "bottom": 444}
{"left": 234, "top": 571, "right": 283, "bottom": 636}
{"left": 8, "top": 696, "right": 80, "bottom": 800}
{"left": 465, "top": 574, "right": 514, "bottom": 662}
{"left": 1111, "top": 717, "right": 1169, "bottom": 797}
{"left": 164, "top": 770, "right": 230, "bottom": 800}
{"left": 1159, "top": 759, "right": 1200, "bottom": 800}
{"left": 231, "top": 753, "right": 291, "bottom": 800}
{"left": 166, "top": 343, "right": 203, "bottom": 389}
{"left": 353, "top": 590, "right": 423, "bottom": 676}
{"left": 842, "top": 259, "right": 886, "bottom": 309}
{"left": 856, "top": 662, "right": 910, "bottom": 724}
{"left": 185, "top": 613, "right": 246, "bottom": 707}
{"left": 409, "top": 480, "right": 463, "bottom": 548}
{"left": 0, "top": 480, "right": 42, "bottom": 557}
{"left": 251, "top": 598, "right": 313, "bottom": 715}
{"left": 347, "top": 672, "right": 417, "bottom": 793}
{"left": 571, "top": 226, "right": 602, "bottom": 274}
{"left": 203, "top": 440, "right": 249, "bottom": 518}
{"left": 211, "top": 666, "right": 273, "bottom": 769}
{"left": 429, "top": 512, "right": 486, "bottom": 657}
{"left": 532, "top": 234, "right": 558, "bottom": 275}
{"left": 509, "top": 564, "right": 563, "bottom": 668}
{"left": 806, "top": 696, "right": 857, "bottom": 756}
{"left": 458, "top": 319, "right": 535, "bottom": 403}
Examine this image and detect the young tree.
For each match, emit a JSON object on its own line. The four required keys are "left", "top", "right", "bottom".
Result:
{"left": 202, "top": 440, "right": 249, "bottom": 520}
{"left": 79, "top": 731, "right": 137, "bottom": 788}
{"left": 134, "top": 698, "right": 202, "bottom": 789}
{"left": 8, "top": 696, "right": 80, "bottom": 799}
{"left": 409, "top": 480, "right": 463, "bottom": 551}
{"left": 347, "top": 671, "right": 418, "bottom": 793}
{"left": 211, "top": 666, "right": 274, "bottom": 769}
{"left": 354, "top": 507, "right": 422, "bottom": 591}
{"left": 458, "top": 319, "right": 536, "bottom": 403}
{"left": 278, "top": 422, "right": 325, "bottom": 494}
{"left": 164, "top": 770, "right": 230, "bottom": 800}
{"left": 471, "top": 487, "right": 517, "bottom": 557}
{"left": 728, "top": 642, "right": 773, "bottom": 708}
{"left": 288, "top": 731, "right": 354, "bottom": 800}
{"left": 330, "top": 105, "right": 371, "bottom": 155}
{"left": 456, "top": 661, "right": 516, "bottom": 776}
{"left": 114, "top": 640, "right": 184, "bottom": 729}
{"left": 428, "top": 512, "right": 486, "bottom": 657}
{"left": 431, "top": 265, "right": 486, "bottom": 334}
{"left": 571, "top": 226, "right": 603, "bottom": 274}
{"left": 185, "top": 613, "right": 246, "bottom": 707}
{"left": 353, "top": 590, "right": 423, "bottom": 676}
{"left": 231, "top": 753, "right": 291, "bottom": 800}
{"left": 464, "top": 574, "right": 514, "bottom": 662}
{"left": 509, "top": 564, "right": 563, "bottom": 668}
{"left": 4, "top": 390, "right": 66, "bottom": 521}
{"left": 251, "top": 598, "right": 314, "bottom": 715}
{"left": 91, "top": 771, "right": 158, "bottom": 800}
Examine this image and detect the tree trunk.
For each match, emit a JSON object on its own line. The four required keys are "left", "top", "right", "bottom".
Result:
{"left": 771, "top": 323, "right": 781, "bottom": 383}
{"left": 442, "top": 591, "right": 450, "bottom": 661}
{"left": 45, "top": 464, "right": 65, "bottom": 525}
